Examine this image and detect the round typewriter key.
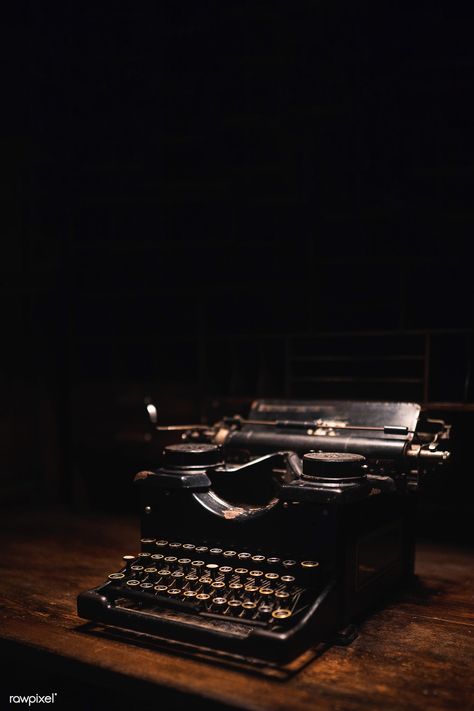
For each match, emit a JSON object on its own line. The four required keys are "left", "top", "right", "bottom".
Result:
{"left": 196, "top": 593, "right": 210, "bottom": 600}
{"left": 283, "top": 560, "right": 297, "bottom": 568}
{"left": 265, "top": 572, "right": 279, "bottom": 580}
{"left": 229, "top": 582, "right": 243, "bottom": 590}
{"left": 209, "top": 548, "right": 223, "bottom": 555}
{"left": 251, "top": 555, "right": 265, "bottom": 563}
{"left": 195, "top": 546, "right": 208, "bottom": 553}
{"left": 235, "top": 567, "right": 248, "bottom": 575}
{"left": 211, "top": 581, "right": 225, "bottom": 589}
{"left": 122, "top": 555, "right": 136, "bottom": 562}
{"left": 138, "top": 552, "right": 151, "bottom": 558}
{"left": 151, "top": 554, "right": 164, "bottom": 562}
{"left": 249, "top": 570, "right": 263, "bottom": 578}
{"left": 184, "top": 590, "right": 197, "bottom": 597}
{"left": 182, "top": 544, "right": 195, "bottom": 551}
{"left": 223, "top": 550, "right": 237, "bottom": 558}
{"left": 131, "top": 565, "right": 144, "bottom": 571}
{"left": 144, "top": 567, "right": 157, "bottom": 574}
{"left": 108, "top": 573, "right": 125, "bottom": 580}
{"left": 213, "top": 597, "right": 227, "bottom": 606}
{"left": 238, "top": 552, "right": 251, "bottom": 560}
{"left": 272, "top": 609, "right": 292, "bottom": 619}
{"left": 178, "top": 558, "right": 191, "bottom": 566}
{"left": 242, "top": 601, "right": 257, "bottom": 610}
{"left": 219, "top": 566, "right": 233, "bottom": 574}
{"left": 126, "top": 579, "right": 140, "bottom": 587}
{"left": 260, "top": 587, "right": 274, "bottom": 596}
{"left": 301, "top": 560, "right": 319, "bottom": 569}
{"left": 164, "top": 556, "right": 177, "bottom": 563}
{"left": 157, "top": 569, "right": 171, "bottom": 578}
{"left": 245, "top": 584, "right": 259, "bottom": 593}
{"left": 275, "top": 591, "right": 290, "bottom": 599}
{"left": 169, "top": 542, "right": 182, "bottom": 549}
{"left": 168, "top": 588, "right": 181, "bottom": 595}
{"left": 171, "top": 571, "right": 184, "bottom": 579}
{"left": 154, "top": 584, "right": 167, "bottom": 592}
{"left": 155, "top": 540, "right": 168, "bottom": 548}
{"left": 199, "top": 576, "right": 212, "bottom": 584}
{"left": 191, "top": 560, "right": 205, "bottom": 569}
{"left": 185, "top": 573, "right": 198, "bottom": 581}
{"left": 267, "top": 557, "right": 280, "bottom": 565}
{"left": 228, "top": 599, "right": 241, "bottom": 608}
{"left": 140, "top": 582, "right": 154, "bottom": 589}
{"left": 140, "top": 538, "right": 155, "bottom": 545}
{"left": 259, "top": 604, "right": 273, "bottom": 614}
{"left": 281, "top": 575, "right": 295, "bottom": 583}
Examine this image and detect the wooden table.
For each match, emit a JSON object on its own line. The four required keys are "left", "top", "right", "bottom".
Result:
{"left": 0, "top": 508, "right": 473, "bottom": 710}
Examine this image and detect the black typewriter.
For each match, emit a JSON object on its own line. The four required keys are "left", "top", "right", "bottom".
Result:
{"left": 78, "top": 400, "right": 450, "bottom": 663}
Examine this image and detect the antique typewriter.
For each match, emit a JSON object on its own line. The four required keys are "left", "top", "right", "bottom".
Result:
{"left": 78, "top": 400, "right": 450, "bottom": 663}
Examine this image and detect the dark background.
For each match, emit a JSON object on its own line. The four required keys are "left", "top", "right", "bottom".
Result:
{"left": 2, "top": 3, "right": 474, "bottom": 538}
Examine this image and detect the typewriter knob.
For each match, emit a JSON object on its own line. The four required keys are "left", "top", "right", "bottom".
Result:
{"left": 163, "top": 443, "right": 223, "bottom": 470}
{"left": 302, "top": 452, "right": 365, "bottom": 480}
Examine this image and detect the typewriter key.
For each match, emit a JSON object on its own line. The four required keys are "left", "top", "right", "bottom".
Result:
{"left": 130, "top": 565, "right": 144, "bottom": 572}
{"left": 151, "top": 554, "right": 164, "bottom": 562}
{"left": 258, "top": 604, "right": 273, "bottom": 614}
{"left": 219, "top": 566, "right": 233, "bottom": 574}
{"left": 169, "top": 542, "right": 182, "bottom": 549}
{"left": 229, "top": 582, "right": 243, "bottom": 590}
{"left": 140, "top": 582, "right": 154, "bottom": 589}
{"left": 213, "top": 597, "right": 227, "bottom": 606}
{"left": 245, "top": 584, "right": 259, "bottom": 593}
{"left": 144, "top": 567, "right": 157, "bottom": 574}
{"left": 122, "top": 555, "right": 136, "bottom": 563}
{"left": 126, "top": 580, "right": 140, "bottom": 587}
{"left": 281, "top": 575, "right": 295, "bottom": 583}
{"left": 140, "top": 538, "right": 156, "bottom": 550}
{"left": 267, "top": 557, "right": 280, "bottom": 565}
{"left": 272, "top": 609, "right": 292, "bottom": 619}
{"left": 206, "top": 563, "right": 219, "bottom": 570}
{"left": 138, "top": 552, "right": 151, "bottom": 558}
{"left": 238, "top": 552, "right": 251, "bottom": 560}
{"left": 157, "top": 569, "right": 171, "bottom": 577}
{"left": 260, "top": 587, "right": 274, "bottom": 596}
{"left": 171, "top": 571, "right": 184, "bottom": 579}
{"left": 301, "top": 560, "right": 319, "bottom": 569}
{"left": 235, "top": 567, "right": 248, "bottom": 576}
{"left": 265, "top": 572, "right": 279, "bottom": 580}
{"left": 223, "top": 550, "right": 237, "bottom": 558}
{"left": 209, "top": 548, "right": 223, "bottom": 555}
{"left": 242, "top": 601, "right": 257, "bottom": 610}
{"left": 154, "top": 584, "right": 167, "bottom": 592}
{"left": 251, "top": 555, "right": 265, "bottom": 563}
{"left": 155, "top": 540, "right": 168, "bottom": 548}
{"left": 228, "top": 599, "right": 241, "bottom": 609}
{"left": 195, "top": 546, "right": 208, "bottom": 553}
{"left": 249, "top": 570, "right": 264, "bottom": 578}
{"left": 168, "top": 588, "right": 181, "bottom": 596}
{"left": 191, "top": 560, "right": 205, "bottom": 569}
{"left": 185, "top": 573, "right": 198, "bottom": 582}
{"left": 108, "top": 573, "right": 125, "bottom": 580}
{"left": 283, "top": 560, "right": 297, "bottom": 568}
{"left": 182, "top": 544, "right": 195, "bottom": 551}
{"left": 211, "top": 581, "right": 225, "bottom": 589}
{"left": 184, "top": 590, "right": 197, "bottom": 597}
{"left": 196, "top": 593, "right": 210, "bottom": 601}
{"left": 164, "top": 556, "right": 177, "bottom": 563}
{"left": 275, "top": 591, "right": 290, "bottom": 599}
{"left": 199, "top": 576, "right": 212, "bottom": 584}
{"left": 178, "top": 558, "right": 191, "bottom": 565}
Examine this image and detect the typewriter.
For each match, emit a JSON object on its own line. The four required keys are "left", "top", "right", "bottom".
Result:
{"left": 78, "top": 400, "right": 450, "bottom": 664}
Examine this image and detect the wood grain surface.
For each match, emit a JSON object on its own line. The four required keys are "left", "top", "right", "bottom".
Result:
{"left": 0, "top": 508, "right": 473, "bottom": 710}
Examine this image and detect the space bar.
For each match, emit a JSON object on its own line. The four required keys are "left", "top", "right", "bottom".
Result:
{"left": 108, "top": 586, "right": 200, "bottom": 613}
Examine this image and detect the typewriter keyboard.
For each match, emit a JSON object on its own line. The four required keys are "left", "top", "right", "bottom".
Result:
{"left": 103, "top": 538, "right": 321, "bottom": 628}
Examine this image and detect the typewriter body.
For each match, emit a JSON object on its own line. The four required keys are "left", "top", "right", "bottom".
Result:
{"left": 78, "top": 400, "right": 450, "bottom": 664}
